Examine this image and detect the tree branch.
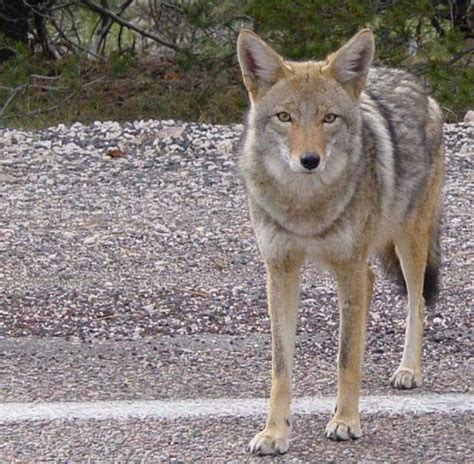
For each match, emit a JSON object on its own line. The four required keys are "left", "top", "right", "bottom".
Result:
{"left": 79, "top": 0, "right": 181, "bottom": 51}
{"left": 48, "top": 11, "right": 102, "bottom": 59}
{"left": 445, "top": 46, "right": 474, "bottom": 66}
{"left": 95, "top": 0, "right": 133, "bottom": 55}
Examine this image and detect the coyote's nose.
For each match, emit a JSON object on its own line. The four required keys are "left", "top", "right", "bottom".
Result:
{"left": 300, "top": 152, "right": 320, "bottom": 171}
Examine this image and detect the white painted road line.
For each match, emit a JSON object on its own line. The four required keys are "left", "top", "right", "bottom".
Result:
{"left": 0, "top": 394, "right": 472, "bottom": 423}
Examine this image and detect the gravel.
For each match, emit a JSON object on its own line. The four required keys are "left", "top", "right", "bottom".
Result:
{"left": 0, "top": 120, "right": 472, "bottom": 363}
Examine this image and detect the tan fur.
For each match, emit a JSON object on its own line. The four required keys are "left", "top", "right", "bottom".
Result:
{"left": 289, "top": 122, "right": 326, "bottom": 160}
{"left": 237, "top": 29, "right": 445, "bottom": 455}
{"left": 391, "top": 147, "right": 444, "bottom": 387}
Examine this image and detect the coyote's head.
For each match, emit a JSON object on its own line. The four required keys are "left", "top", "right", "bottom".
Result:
{"left": 237, "top": 30, "right": 374, "bottom": 183}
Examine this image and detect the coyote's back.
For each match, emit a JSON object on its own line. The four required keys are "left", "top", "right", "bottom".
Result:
{"left": 361, "top": 67, "right": 443, "bottom": 302}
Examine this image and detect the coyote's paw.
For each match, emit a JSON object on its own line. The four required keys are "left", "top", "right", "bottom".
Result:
{"left": 325, "top": 417, "right": 361, "bottom": 441}
{"left": 390, "top": 367, "right": 422, "bottom": 389}
{"left": 248, "top": 429, "right": 289, "bottom": 455}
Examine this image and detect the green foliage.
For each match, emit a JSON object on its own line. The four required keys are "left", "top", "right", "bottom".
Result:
{"left": 249, "top": 0, "right": 375, "bottom": 59}
{"left": 109, "top": 50, "right": 134, "bottom": 78}
{"left": 245, "top": 0, "right": 473, "bottom": 121}
{"left": 1, "top": 0, "right": 471, "bottom": 127}
{"left": 176, "top": 0, "right": 247, "bottom": 71}
{"left": 1, "top": 39, "right": 30, "bottom": 85}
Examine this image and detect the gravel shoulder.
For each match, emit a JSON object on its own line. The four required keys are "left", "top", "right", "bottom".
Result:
{"left": 0, "top": 120, "right": 472, "bottom": 345}
{"left": 0, "top": 120, "right": 472, "bottom": 376}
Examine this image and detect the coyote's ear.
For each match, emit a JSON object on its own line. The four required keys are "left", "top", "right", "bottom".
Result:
{"left": 324, "top": 29, "right": 374, "bottom": 99}
{"left": 237, "top": 30, "right": 288, "bottom": 100}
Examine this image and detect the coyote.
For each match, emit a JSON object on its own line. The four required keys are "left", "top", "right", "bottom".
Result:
{"left": 236, "top": 29, "right": 444, "bottom": 455}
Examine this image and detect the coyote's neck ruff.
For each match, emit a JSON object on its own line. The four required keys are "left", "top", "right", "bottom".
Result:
{"left": 241, "top": 99, "right": 365, "bottom": 239}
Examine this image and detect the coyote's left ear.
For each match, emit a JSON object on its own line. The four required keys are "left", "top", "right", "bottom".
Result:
{"left": 237, "top": 29, "right": 289, "bottom": 101}
{"left": 324, "top": 29, "right": 375, "bottom": 99}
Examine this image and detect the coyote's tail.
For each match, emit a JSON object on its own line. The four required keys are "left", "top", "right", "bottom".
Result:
{"left": 379, "top": 231, "right": 440, "bottom": 305}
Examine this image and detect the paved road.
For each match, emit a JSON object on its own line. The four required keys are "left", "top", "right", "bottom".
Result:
{"left": 1, "top": 335, "right": 473, "bottom": 462}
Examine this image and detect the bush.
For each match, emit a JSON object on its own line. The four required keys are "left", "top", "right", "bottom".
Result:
{"left": 0, "top": 0, "right": 472, "bottom": 126}
{"left": 248, "top": 0, "right": 473, "bottom": 122}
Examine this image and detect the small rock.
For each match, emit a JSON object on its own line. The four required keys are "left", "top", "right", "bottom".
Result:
{"left": 463, "top": 110, "right": 474, "bottom": 124}
{"left": 153, "top": 223, "right": 171, "bottom": 234}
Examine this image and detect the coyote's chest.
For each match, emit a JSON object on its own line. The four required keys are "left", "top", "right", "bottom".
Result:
{"left": 247, "top": 173, "right": 359, "bottom": 239}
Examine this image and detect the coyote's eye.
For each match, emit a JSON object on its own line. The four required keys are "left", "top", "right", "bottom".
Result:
{"left": 276, "top": 112, "right": 292, "bottom": 123}
{"left": 323, "top": 113, "right": 338, "bottom": 124}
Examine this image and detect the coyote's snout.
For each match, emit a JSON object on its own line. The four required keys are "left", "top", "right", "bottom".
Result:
{"left": 236, "top": 28, "right": 444, "bottom": 455}
{"left": 288, "top": 117, "right": 327, "bottom": 173}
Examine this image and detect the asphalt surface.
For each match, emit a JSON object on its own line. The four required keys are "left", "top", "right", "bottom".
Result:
{"left": 1, "top": 335, "right": 472, "bottom": 403}
{"left": 2, "top": 412, "right": 472, "bottom": 462}
{"left": 1, "top": 121, "right": 473, "bottom": 462}
{"left": 1, "top": 335, "right": 473, "bottom": 462}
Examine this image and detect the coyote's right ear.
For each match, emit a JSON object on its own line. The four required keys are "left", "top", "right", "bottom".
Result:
{"left": 237, "top": 30, "right": 289, "bottom": 100}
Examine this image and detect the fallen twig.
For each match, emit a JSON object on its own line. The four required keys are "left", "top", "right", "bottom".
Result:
{"left": 30, "top": 74, "right": 63, "bottom": 80}
{"left": 83, "top": 76, "right": 106, "bottom": 88}
{"left": 0, "top": 84, "right": 29, "bottom": 120}
{"left": 169, "top": 286, "right": 209, "bottom": 298}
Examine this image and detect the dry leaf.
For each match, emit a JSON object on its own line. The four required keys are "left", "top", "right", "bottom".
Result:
{"left": 107, "top": 148, "right": 126, "bottom": 158}
{"left": 164, "top": 71, "right": 182, "bottom": 81}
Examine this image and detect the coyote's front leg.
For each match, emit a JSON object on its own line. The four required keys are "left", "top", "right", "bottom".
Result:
{"left": 325, "top": 261, "right": 374, "bottom": 441}
{"left": 249, "top": 256, "right": 302, "bottom": 455}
